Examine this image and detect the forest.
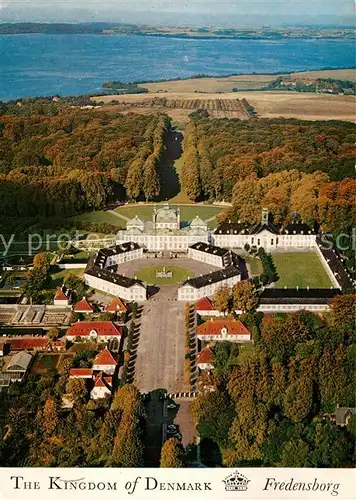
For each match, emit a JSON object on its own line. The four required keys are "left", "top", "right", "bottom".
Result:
{"left": 180, "top": 118, "right": 355, "bottom": 232}
{"left": 192, "top": 294, "right": 356, "bottom": 468}
{"left": 0, "top": 107, "right": 170, "bottom": 233}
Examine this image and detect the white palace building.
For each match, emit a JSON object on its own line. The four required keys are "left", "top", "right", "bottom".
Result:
{"left": 83, "top": 205, "right": 341, "bottom": 303}
{"left": 115, "top": 204, "right": 317, "bottom": 252}
{"left": 116, "top": 202, "right": 209, "bottom": 251}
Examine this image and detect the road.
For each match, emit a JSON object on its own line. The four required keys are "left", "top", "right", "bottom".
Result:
{"left": 134, "top": 290, "right": 185, "bottom": 392}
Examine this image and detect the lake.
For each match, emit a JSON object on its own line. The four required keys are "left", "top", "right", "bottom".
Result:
{"left": 0, "top": 34, "right": 354, "bottom": 101}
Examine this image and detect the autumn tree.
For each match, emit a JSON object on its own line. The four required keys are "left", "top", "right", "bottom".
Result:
{"left": 160, "top": 438, "right": 184, "bottom": 468}
{"left": 47, "top": 327, "right": 60, "bottom": 340}
{"left": 232, "top": 280, "right": 258, "bottom": 313}
{"left": 66, "top": 378, "right": 87, "bottom": 404}
{"left": 213, "top": 286, "right": 231, "bottom": 315}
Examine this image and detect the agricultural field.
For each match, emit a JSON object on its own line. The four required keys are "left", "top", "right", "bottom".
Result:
{"left": 135, "top": 69, "right": 356, "bottom": 93}
{"left": 272, "top": 252, "right": 332, "bottom": 288}
{"left": 93, "top": 90, "right": 355, "bottom": 123}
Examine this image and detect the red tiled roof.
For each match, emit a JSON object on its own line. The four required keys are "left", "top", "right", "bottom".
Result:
{"left": 66, "top": 321, "right": 122, "bottom": 338}
{"left": 105, "top": 298, "right": 127, "bottom": 313}
{"left": 195, "top": 297, "right": 214, "bottom": 311}
{"left": 197, "top": 347, "right": 214, "bottom": 365}
{"left": 8, "top": 337, "right": 49, "bottom": 350}
{"left": 69, "top": 368, "right": 93, "bottom": 378}
{"left": 93, "top": 348, "right": 117, "bottom": 366}
{"left": 73, "top": 297, "right": 94, "bottom": 312}
{"left": 94, "top": 372, "right": 106, "bottom": 387}
{"left": 196, "top": 319, "right": 250, "bottom": 336}
{"left": 54, "top": 287, "right": 69, "bottom": 301}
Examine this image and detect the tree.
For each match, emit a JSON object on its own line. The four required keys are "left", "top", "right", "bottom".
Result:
{"left": 42, "top": 397, "right": 60, "bottom": 436}
{"left": 328, "top": 294, "right": 355, "bottom": 327}
{"left": 65, "top": 378, "right": 87, "bottom": 404}
{"left": 24, "top": 267, "right": 50, "bottom": 302}
{"left": 213, "top": 286, "right": 231, "bottom": 315}
{"left": 47, "top": 327, "right": 59, "bottom": 340}
{"left": 213, "top": 342, "right": 239, "bottom": 376}
{"left": 33, "top": 252, "right": 50, "bottom": 272}
{"left": 160, "top": 438, "right": 184, "bottom": 467}
{"left": 278, "top": 438, "right": 309, "bottom": 467}
{"left": 232, "top": 280, "right": 258, "bottom": 313}
{"left": 283, "top": 377, "right": 313, "bottom": 423}
{"left": 190, "top": 391, "right": 234, "bottom": 448}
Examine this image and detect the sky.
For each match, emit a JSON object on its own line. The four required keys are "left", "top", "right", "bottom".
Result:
{"left": 1, "top": 0, "right": 354, "bottom": 26}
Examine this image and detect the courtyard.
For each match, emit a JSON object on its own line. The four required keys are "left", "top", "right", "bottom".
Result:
{"left": 272, "top": 251, "right": 332, "bottom": 288}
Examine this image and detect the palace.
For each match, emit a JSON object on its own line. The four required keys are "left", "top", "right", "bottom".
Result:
{"left": 116, "top": 205, "right": 317, "bottom": 252}
{"left": 116, "top": 202, "right": 209, "bottom": 251}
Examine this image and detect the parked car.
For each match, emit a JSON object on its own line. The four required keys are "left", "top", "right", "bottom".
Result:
{"left": 167, "top": 424, "right": 177, "bottom": 431}
{"left": 167, "top": 403, "right": 176, "bottom": 409}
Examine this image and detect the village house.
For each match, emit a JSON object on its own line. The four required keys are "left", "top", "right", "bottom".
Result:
{"left": 69, "top": 368, "right": 93, "bottom": 379}
{"left": 195, "top": 297, "right": 222, "bottom": 317}
{"left": 4, "top": 336, "right": 65, "bottom": 353}
{"left": 66, "top": 321, "right": 122, "bottom": 342}
{"left": 92, "top": 348, "right": 117, "bottom": 375}
{"left": 105, "top": 298, "right": 128, "bottom": 314}
{"left": 72, "top": 297, "right": 94, "bottom": 314}
{"left": 53, "top": 286, "right": 72, "bottom": 306}
{"left": 197, "top": 346, "right": 215, "bottom": 371}
{"left": 90, "top": 372, "right": 113, "bottom": 400}
{"left": 328, "top": 407, "right": 356, "bottom": 427}
{"left": 196, "top": 319, "right": 251, "bottom": 343}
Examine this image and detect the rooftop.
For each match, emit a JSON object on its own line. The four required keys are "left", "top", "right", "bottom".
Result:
{"left": 190, "top": 241, "right": 230, "bottom": 257}
{"left": 93, "top": 348, "right": 117, "bottom": 366}
{"left": 73, "top": 297, "right": 94, "bottom": 312}
{"left": 180, "top": 266, "right": 240, "bottom": 290}
{"left": 195, "top": 297, "right": 215, "bottom": 311}
{"left": 259, "top": 287, "right": 343, "bottom": 304}
{"left": 197, "top": 346, "right": 214, "bottom": 365}
{"left": 67, "top": 321, "right": 122, "bottom": 338}
{"left": 196, "top": 319, "right": 250, "bottom": 336}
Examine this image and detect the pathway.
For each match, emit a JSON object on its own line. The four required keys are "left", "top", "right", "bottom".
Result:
{"left": 107, "top": 210, "right": 130, "bottom": 222}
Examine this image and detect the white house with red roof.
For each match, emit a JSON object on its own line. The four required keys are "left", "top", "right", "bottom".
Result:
{"left": 54, "top": 286, "right": 72, "bottom": 306}
{"left": 105, "top": 298, "right": 127, "bottom": 314}
{"left": 92, "top": 348, "right": 117, "bottom": 375}
{"left": 73, "top": 297, "right": 94, "bottom": 314}
{"left": 197, "top": 346, "right": 214, "bottom": 371}
{"left": 66, "top": 321, "right": 122, "bottom": 342}
{"left": 195, "top": 297, "right": 222, "bottom": 317}
{"left": 69, "top": 368, "right": 93, "bottom": 379}
{"left": 196, "top": 319, "right": 251, "bottom": 343}
{"left": 90, "top": 372, "right": 112, "bottom": 400}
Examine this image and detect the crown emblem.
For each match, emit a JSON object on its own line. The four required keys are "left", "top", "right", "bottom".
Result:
{"left": 223, "top": 471, "right": 250, "bottom": 492}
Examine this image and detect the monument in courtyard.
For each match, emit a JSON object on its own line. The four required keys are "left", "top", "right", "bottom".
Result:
{"left": 155, "top": 266, "right": 173, "bottom": 279}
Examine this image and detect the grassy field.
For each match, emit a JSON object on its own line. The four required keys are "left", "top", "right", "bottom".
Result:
{"left": 31, "top": 354, "right": 61, "bottom": 374}
{"left": 49, "top": 268, "right": 84, "bottom": 288}
{"left": 94, "top": 90, "right": 355, "bottom": 123}
{"left": 132, "top": 69, "right": 356, "bottom": 94}
{"left": 244, "top": 255, "right": 263, "bottom": 276}
{"left": 114, "top": 204, "right": 225, "bottom": 225}
{"left": 71, "top": 210, "right": 124, "bottom": 227}
{"left": 136, "top": 265, "right": 194, "bottom": 284}
{"left": 272, "top": 252, "right": 332, "bottom": 288}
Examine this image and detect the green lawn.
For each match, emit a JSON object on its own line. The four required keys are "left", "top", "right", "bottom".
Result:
{"left": 114, "top": 204, "right": 225, "bottom": 226}
{"left": 136, "top": 265, "right": 194, "bottom": 285}
{"left": 71, "top": 210, "right": 124, "bottom": 227}
{"left": 272, "top": 252, "right": 332, "bottom": 288}
{"left": 244, "top": 255, "right": 263, "bottom": 276}
{"left": 49, "top": 268, "right": 84, "bottom": 289}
